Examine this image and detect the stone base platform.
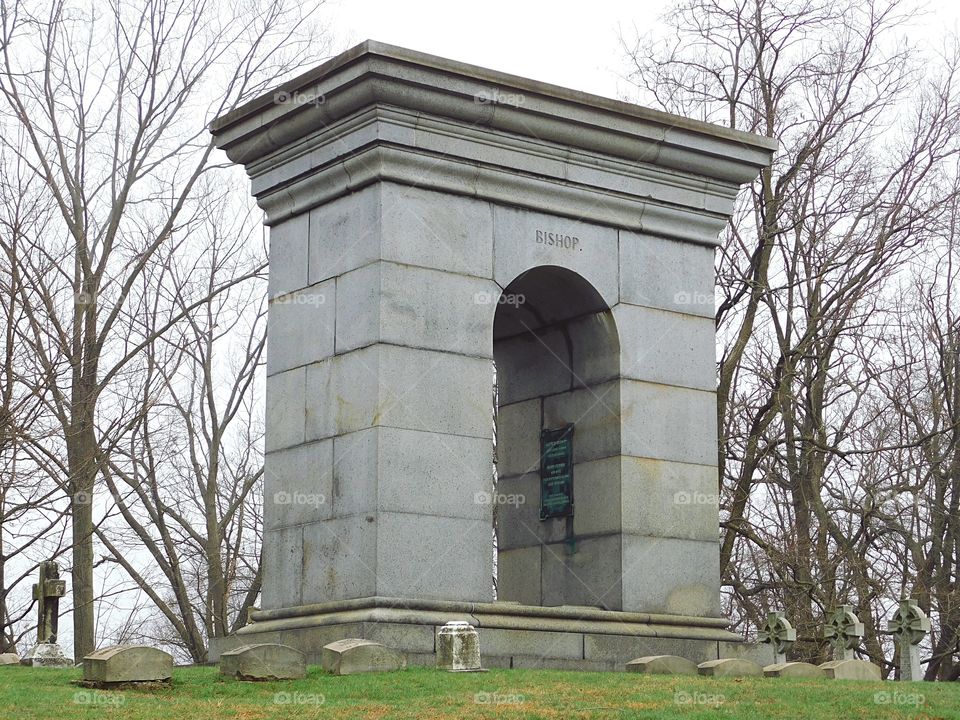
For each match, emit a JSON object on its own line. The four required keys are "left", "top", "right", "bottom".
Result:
{"left": 209, "top": 597, "right": 773, "bottom": 671}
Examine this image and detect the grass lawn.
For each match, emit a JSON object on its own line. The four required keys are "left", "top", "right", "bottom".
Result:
{"left": 0, "top": 665, "right": 957, "bottom": 719}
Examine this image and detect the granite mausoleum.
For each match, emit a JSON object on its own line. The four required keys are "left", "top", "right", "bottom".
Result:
{"left": 209, "top": 41, "right": 776, "bottom": 670}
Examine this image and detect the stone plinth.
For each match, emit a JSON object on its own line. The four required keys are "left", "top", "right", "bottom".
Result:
{"left": 21, "top": 643, "right": 72, "bottom": 668}
{"left": 82, "top": 645, "right": 172, "bottom": 684}
{"left": 219, "top": 643, "right": 305, "bottom": 681}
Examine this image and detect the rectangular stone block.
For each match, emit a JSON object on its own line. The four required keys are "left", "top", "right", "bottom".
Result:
{"left": 494, "top": 327, "right": 570, "bottom": 405}
{"left": 267, "top": 280, "right": 336, "bottom": 375}
{"left": 308, "top": 185, "right": 381, "bottom": 284}
{"left": 613, "top": 303, "right": 716, "bottom": 392}
{"left": 493, "top": 205, "right": 619, "bottom": 307}
{"left": 476, "top": 628, "right": 583, "bottom": 660}
{"left": 619, "top": 230, "right": 716, "bottom": 318}
{"left": 337, "top": 261, "right": 494, "bottom": 357}
{"left": 268, "top": 213, "right": 309, "bottom": 299}
{"left": 261, "top": 526, "right": 304, "bottom": 610}
{"left": 265, "top": 367, "right": 305, "bottom": 452}
{"left": 496, "top": 473, "right": 565, "bottom": 550}
{"left": 301, "top": 518, "right": 377, "bottom": 603}
{"left": 496, "top": 398, "right": 541, "bottom": 479}
{"left": 376, "top": 512, "right": 493, "bottom": 602}
{"left": 571, "top": 457, "right": 622, "bottom": 537}
{"left": 620, "top": 535, "right": 720, "bottom": 617}
{"left": 620, "top": 380, "right": 717, "bottom": 465}
{"left": 543, "top": 381, "right": 621, "bottom": 464}
{"left": 306, "top": 345, "right": 493, "bottom": 440}
{"left": 621, "top": 456, "right": 719, "bottom": 542}
{"left": 331, "top": 428, "right": 379, "bottom": 517}
{"left": 361, "top": 622, "right": 436, "bottom": 654}
{"left": 541, "top": 534, "right": 622, "bottom": 610}
{"left": 381, "top": 183, "right": 494, "bottom": 277}
{"left": 568, "top": 312, "right": 620, "bottom": 387}
{"left": 584, "top": 634, "right": 718, "bottom": 664}
{"left": 496, "top": 546, "right": 541, "bottom": 606}
{"left": 264, "top": 440, "right": 334, "bottom": 531}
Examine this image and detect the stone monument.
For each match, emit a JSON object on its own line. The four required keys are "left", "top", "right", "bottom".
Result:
{"left": 758, "top": 611, "right": 796, "bottom": 665}
{"left": 208, "top": 40, "right": 776, "bottom": 670}
{"left": 21, "top": 560, "right": 72, "bottom": 667}
{"left": 823, "top": 605, "right": 864, "bottom": 662}
{"left": 887, "top": 599, "right": 929, "bottom": 681}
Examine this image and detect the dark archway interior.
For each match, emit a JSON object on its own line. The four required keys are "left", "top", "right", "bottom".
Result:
{"left": 493, "top": 265, "right": 622, "bottom": 609}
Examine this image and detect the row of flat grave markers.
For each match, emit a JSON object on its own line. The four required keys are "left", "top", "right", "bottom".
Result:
{"left": 759, "top": 600, "right": 931, "bottom": 681}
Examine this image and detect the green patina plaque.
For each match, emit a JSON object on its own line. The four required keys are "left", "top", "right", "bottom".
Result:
{"left": 540, "top": 424, "right": 574, "bottom": 520}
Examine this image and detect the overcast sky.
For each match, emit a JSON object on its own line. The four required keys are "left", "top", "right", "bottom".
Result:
{"left": 323, "top": 0, "right": 960, "bottom": 102}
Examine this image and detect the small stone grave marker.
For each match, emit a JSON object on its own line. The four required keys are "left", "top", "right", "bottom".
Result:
{"left": 887, "top": 599, "right": 929, "bottom": 682}
{"left": 321, "top": 639, "right": 405, "bottom": 676}
{"left": 436, "top": 621, "right": 484, "bottom": 672}
{"left": 219, "top": 643, "right": 306, "bottom": 681}
{"left": 82, "top": 645, "right": 172, "bottom": 685}
{"left": 625, "top": 655, "right": 697, "bottom": 675}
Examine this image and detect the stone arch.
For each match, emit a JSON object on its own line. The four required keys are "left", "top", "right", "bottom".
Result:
{"left": 492, "top": 266, "right": 623, "bottom": 609}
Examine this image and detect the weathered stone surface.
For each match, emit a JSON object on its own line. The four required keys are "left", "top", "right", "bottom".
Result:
{"left": 21, "top": 643, "right": 72, "bottom": 668}
{"left": 626, "top": 655, "right": 698, "bottom": 675}
{"left": 321, "top": 639, "right": 405, "bottom": 676}
{"left": 219, "top": 643, "right": 306, "bottom": 681}
{"left": 819, "top": 659, "right": 883, "bottom": 681}
{"left": 763, "top": 662, "right": 826, "bottom": 678}
{"left": 82, "top": 645, "right": 172, "bottom": 683}
{"left": 0, "top": 653, "right": 20, "bottom": 665}
{"left": 697, "top": 658, "right": 763, "bottom": 677}
{"left": 437, "top": 622, "right": 483, "bottom": 672}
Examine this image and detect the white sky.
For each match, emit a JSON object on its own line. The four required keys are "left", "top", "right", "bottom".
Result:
{"left": 323, "top": 0, "right": 960, "bottom": 102}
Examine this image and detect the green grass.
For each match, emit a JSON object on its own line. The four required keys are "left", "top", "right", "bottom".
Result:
{"left": 0, "top": 665, "right": 957, "bottom": 719}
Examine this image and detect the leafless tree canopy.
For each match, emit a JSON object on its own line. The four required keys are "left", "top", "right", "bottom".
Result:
{"left": 626, "top": 0, "right": 960, "bottom": 679}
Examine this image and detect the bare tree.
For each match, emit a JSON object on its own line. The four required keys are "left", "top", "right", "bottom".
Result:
{"left": 625, "top": 0, "right": 960, "bottom": 672}
{"left": 0, "top": 0, "right": 328, "bottom": 659}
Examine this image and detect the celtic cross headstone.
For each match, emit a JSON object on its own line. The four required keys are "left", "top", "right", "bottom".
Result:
{"left": 887, "top": 599, "right": 929, "bottom": 681}
{"left": 824, "top": 605, "right": 864, "bottom": 661}
{"left": 758, "top": 611, "right": 797, "bottom": 664}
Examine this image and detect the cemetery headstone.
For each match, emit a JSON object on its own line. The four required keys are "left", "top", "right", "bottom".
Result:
{"left": 819, "top": 658, "right": 882, "bottom": 681}
{"left": 823, "top": 605, "right": 864, "bottom": 662}
{"left": 625, "top": 655, "right": 697, "bottom": 675}
{"left": 436, "top": 622, "right": 483, "bottom": 672}
{"left": 20, "top": 561, "right": 71, "bottom": 667}
{"left": 886, "top": 599, "right": 929, "bottom": 682}
{"left": 758, "top": 611, "right": 796, "bottom": 664}
{"left": 321, "top": 639, "right": 405, "bottom": 676}
{"left": 219, "top": 643, "right": 306, "bottom": 681}
{"left": 0, "top": 653, "right": 20, "bottom": 665}
{"left": 697, "top": 658, "right": 763, "bottom": 677}
{"left": 82, "top": 645, "right": 173, "bottom": 684}
{"left": 763, "top": 661, "right": 825, "bottom": 678}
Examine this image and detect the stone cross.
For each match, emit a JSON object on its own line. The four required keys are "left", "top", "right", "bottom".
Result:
{"left": 824, "top": 605, "right": 864, "bottom": 661}
{"left": 32, "top": 561, "right": 66, "bottom": 645}
{"left": 758, "top": 611, "right": 797, "bottom": 664}
{"left": 887, "top": 599, "right": 929, "bottom": 681}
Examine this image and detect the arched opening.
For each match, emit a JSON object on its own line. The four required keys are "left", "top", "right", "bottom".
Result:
{"left": 493, "top": 266, "right": 622, "bottom": 609}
